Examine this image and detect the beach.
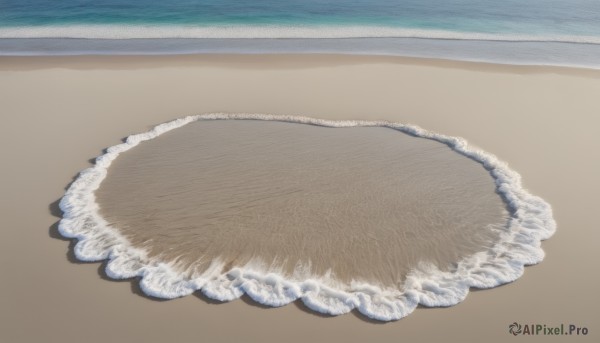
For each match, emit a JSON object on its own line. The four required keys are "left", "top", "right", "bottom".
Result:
{"left": 0, "top": 54, "right": 598, "bottom": 342}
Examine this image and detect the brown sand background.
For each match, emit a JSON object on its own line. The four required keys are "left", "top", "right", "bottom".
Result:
{"left": 1, "top": 55, "right": 599, "bottom": 342}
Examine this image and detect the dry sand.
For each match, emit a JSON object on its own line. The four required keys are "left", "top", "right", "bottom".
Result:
{"left": 0, "top": 54, "right": 599, "bottom": 342}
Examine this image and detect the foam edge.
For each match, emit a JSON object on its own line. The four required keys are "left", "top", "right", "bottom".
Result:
{"left": 58, "top": 113, "right": 556, "bottom": 321}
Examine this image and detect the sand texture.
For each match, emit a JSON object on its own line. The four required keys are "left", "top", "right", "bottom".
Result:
{"left": 0, "top": 54, "right": 598, "bottom": 342}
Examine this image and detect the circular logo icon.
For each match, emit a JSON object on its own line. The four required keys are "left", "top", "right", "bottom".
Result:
{"left": 509, "top": 322, "right": 522, "bottom": 336}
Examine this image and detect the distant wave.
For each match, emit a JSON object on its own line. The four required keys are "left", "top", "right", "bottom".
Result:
{"left": 2, "top": 25, "right": 600, "bottom": 44}
{"left": 59, "top": 113, "right": 556, "bottom": 321}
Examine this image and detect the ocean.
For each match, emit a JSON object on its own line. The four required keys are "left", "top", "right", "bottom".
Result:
{"left": 1, "top": 0, "right": 600, "bottom": 67}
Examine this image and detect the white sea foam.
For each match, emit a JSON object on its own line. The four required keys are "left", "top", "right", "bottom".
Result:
{"left": 58, "top": 113, "right": 556, "bottom": 321}
{"left": 2, "top": 25, "right": 600, "bottom": 44}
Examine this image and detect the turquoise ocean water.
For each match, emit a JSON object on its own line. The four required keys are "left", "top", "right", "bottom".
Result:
{"left": 1, "top": 0, "right": 599, "bottom": 66}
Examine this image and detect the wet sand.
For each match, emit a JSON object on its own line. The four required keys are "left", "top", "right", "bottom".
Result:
{"left": 1, "top": 54, "right": 599, "bottom": 342}
{"left": 96, "top": 119, "right": 506, "bottom": 287}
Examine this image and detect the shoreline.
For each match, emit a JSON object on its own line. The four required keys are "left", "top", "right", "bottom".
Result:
{"left": 1, "top": 53, "right": 598, "bottom": 342}
{"left": 2, "top": 37, "right": 600, "bottom": 70}
{"left": 3, "top": 53, "right": 600, "bottom": 77}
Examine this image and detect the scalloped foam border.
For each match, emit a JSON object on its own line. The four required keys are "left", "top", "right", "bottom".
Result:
{"left": 58, "top": 113, "right": 556, "bottom": 321}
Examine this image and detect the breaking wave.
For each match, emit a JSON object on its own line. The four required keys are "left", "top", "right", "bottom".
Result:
{"left": 2, "top": 25, "right": 600, "bottom": 44}
{"left": 58, "top": 113, "right": 556, "bottom": 321}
